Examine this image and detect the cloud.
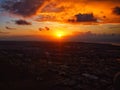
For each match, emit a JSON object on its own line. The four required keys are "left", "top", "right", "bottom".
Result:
{"left": 113, "top": 6, "right": 120, "bottom": 15}
{"left": 68, "top": 13, "right": 97, "bottom": 23}
{"left": 39, "top": 27, "right": 44, "bottom": 31}
{"left": 0, "top": 0, "right": 120, "bottom": 23}
{"left": 41, "top": 2, "right": 65, "bottom": 13}
{"left": 75, "top": 13, "right": 97, "bottom": 22}
{"left": 5, "top": 26, "right": 16, "bottom": 30}
{"left": 15, "top": 19, "right": 32, "bottom": 25}
{"left": 1, "top": 0, "right": 48, "bottom": 17}
{"left": 66, "top": 31, "right": 120, "bottom": 43}
{"left": 39, "top": 27, "right": 50, "bottom": 31}
{"left": 45, "top": 27, "right": 50, "bottom": 31}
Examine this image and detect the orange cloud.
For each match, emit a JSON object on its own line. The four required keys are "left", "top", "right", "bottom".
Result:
{"left": 1, "top": 0, "right": 120, "bottom": 23}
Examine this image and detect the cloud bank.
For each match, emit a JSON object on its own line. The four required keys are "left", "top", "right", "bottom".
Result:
{"left": 0, "top": 0, "right": 120, "bottom": 23}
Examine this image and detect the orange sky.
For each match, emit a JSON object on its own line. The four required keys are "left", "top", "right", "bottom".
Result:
{"left": 0, "top": 0, "right": 120, "bottom": 41}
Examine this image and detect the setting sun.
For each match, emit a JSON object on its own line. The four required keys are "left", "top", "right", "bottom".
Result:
{"left": 54, "top": 31, "right": 65, "bottom": 38}
{"left": 57, "top": 33, "right": 62, "bottom": 38}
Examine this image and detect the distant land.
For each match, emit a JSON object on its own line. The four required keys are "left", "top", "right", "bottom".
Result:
{"left": 0, "top": 41, "right": 120, "bottom": 90}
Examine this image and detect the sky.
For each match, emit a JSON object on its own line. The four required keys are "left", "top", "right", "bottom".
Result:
{"left": 0, "top": 0, "right": 120, "bottom": 42}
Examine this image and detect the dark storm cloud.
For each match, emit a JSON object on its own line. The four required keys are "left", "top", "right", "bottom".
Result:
{"left": 113, "top": 6, "right": 120, "bottom": 15}
{"left": 68, "top": 13, "right": 97, "bottom": 23}
{"left": 15, "top": 19, "right": 32, "bottom": 25}
{"left": 1, "top": 0, "right": 46, "bottom": 17}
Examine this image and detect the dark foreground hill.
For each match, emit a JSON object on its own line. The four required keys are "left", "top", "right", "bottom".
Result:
{"left": 0, "top": 41, "right": 120, "bottom": 90}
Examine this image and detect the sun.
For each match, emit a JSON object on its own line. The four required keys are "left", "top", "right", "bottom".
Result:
{"left": 53, "top": 30, "right": 72, "bottom": 40}
{"left": 55, "top": 31, "right": 64, "bottom": 38}
{"left": 57, "top": 33, "right": 63, "bottom": 38}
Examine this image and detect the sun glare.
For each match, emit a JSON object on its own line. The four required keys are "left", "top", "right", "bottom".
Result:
{"left": 55, "top": 31, "right": 64, "bottom": 38}
{"left": 52, "top": 30, "right": 73, "bottom": 40}
{"left": 57, "top": 33, "right": 62, "bottom": 38}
